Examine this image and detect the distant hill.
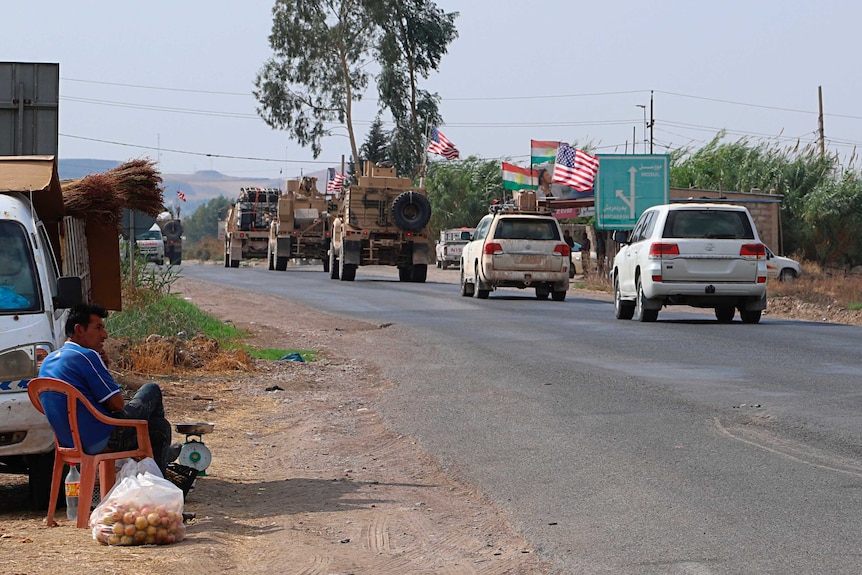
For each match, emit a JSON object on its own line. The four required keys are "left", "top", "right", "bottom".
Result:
{"left": 58, "top": 158, "right": 289, "bottom": 211}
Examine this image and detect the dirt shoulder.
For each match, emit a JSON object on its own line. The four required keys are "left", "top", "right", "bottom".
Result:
{"left": 0, "top": 273, "right": 556, "bottom": 575}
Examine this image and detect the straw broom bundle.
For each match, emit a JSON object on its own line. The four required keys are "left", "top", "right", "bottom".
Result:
{"left": 108, "top": 159, "right": 165, "bottom": 217}
{"left": 62, "top": 173, "right": 122, "bottom": 225}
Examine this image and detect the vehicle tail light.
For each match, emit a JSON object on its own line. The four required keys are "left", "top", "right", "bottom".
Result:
{"left": 649, "top": 242, "right": 679, "bottom": 256}
{"left": 553, "top": 244, "right": 570, "bottom": 257}
{"left": 757, "top": 276, "right": 767, "bottom": 283}
{"left": 740, "top": 243, "right": 766, "bottom": 258}
{"left": 484, "top": 242, "right": 503, "bottom": 255}
{"left": 652, "top": 274, "right": 662, "bottom": 282}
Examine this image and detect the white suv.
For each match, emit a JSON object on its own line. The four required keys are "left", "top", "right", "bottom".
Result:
{"left": 612, "top": 203, "right": 768, "bottom": 323}
{"left": 460, "top": 204, "right": 571, "bottom": 301}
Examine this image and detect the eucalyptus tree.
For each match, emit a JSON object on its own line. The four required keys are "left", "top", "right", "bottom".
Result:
{"left": 368, "top": 0, "right": 458, "bottom": 176}
{"left": 254, "top": 0, "right": 376, "bottom": 163}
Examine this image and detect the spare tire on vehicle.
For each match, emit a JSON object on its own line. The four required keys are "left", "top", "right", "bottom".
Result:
{"left": 162, "top": 220, "right": 183, "bottom": 240}
{"left": 391, "top": 191, "right": 431, "bottom": 232}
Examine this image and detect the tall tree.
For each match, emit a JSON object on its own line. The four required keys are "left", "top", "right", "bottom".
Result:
{"left": 369, "top": 0, "right": 458, "bottom": 175}
{"left": 360, "top": 115, "right": 390, "bottom": 165}
{"left": 254, "top": 0, "right": 376, "bottom": 163}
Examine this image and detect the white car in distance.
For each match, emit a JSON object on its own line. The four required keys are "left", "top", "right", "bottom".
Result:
{"left": 765, "top": 246, "right": 801, "bottom": 281}
{"left": 612, "top": 203, "right": 769, "bottom": 323}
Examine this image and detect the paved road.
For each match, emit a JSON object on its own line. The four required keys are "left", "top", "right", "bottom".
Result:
{"left": 182, "top": 263, "right": 862, "bottom": 574}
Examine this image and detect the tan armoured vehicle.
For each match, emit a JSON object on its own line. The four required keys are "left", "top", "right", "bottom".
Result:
{"left": 268, "top": 176, "right": 332, "bottom": 271}
{"left": 329, "top": 162, "right": 432, "bottom": 282}
{"left": 222, "top": 187, "right": 280, "bottom": 267}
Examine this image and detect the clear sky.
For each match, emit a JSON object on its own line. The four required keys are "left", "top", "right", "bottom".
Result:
{"left": 5, "top": 0, "right": 861, "bottom": 179}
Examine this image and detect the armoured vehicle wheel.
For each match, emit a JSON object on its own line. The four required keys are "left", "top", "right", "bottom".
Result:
{"left": 411, "top": 264, "right": 427, "bottom": 283}
{"left": 391, "top": 191, "right": 431, "bottom": 232}
{"left": 224, "top": 253, "right": 229, "bottom": 268}
{"left": 339, "top": 249, "right": 356, "bottom": 281}
{"left": 398, "top": 266, "right": 411, "bottom": 282}
{"left": 268, "top": 253, "right": 274, "bottom": 270}
{"left": 329, "top": 244, "right": 339, "bottom": 279}
{"left": 230, "top": 259, "right": 239, "bottom": 268}
{"left": 322, "top": 256, "right": 330, "bottom": 273}
{"left": 275, "top": 256, "right": 288, "bottom": 271}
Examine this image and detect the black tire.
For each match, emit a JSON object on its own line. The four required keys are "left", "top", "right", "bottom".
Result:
{"left": 441, "top": 261, "right": 449, "bottom": 270}
{"left": 224, "top": 252, "right": 229, "bottom": 268}
{"left": 740, "top": 310, "right": 762, "bottom": 324}
{"left": 28, "top": 452, "right": 60, "bottom": 511}
{"left": 474, "top": 264, "right": 490, "bottom": 299}
{"left": 535, "top": 286, "right": 550, "bottom": 300}
{"left": 715, "top": 306, "right": 735, "bottom": 323}
{"left": 339, "top": 249, "right": 356, "bottom": 281}
{"left": 391, "top": 191, "right": 431, "bottom": 232}
{"left": 460, "top": 268, "right": 474, "bottom": 297}
{"left": 614, "top": 276, "right": 635, "bottom": 320}
{"left": 322, "top": 255, "right": 330, "bottom": 273}
{"left": 162, "top": 220, "right": 183, "bottom": 240}
{"left": 411, "top": 264, "right": 427, "bottom": 283}
{"left": 268, "top": 252, "right": 275, "bottom": 270}
{"left": 635, "top": 278, "right": 658, "bottom": 322}
{"left": 779, "top": 269, "right": 797, "bottom": 281}
{"left": 552, "top": 290, "right": 567, "bottom": 301}
{"left": 230, "top": 259, "right": 239, "bottom": 268}
{"left": 398, "top": 266, "right": 412, "bottom": 282}
{"left": 329, "top": 243, "right": 339, "bottom": 279}
{"left": 275, "top": 256, "right": 288, "bottom": 271}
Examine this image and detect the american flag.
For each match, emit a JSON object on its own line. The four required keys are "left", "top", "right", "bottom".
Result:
{"left": 427, "top": 127, "right": 460, "bottom": 160}
{"left": 552, "top": 144, "right": 599, "bottom": 192}
{"left": 177, "top": 190, "right": 187, "bottom": 202}
{"left": 326, "top": 172, "right": 346, "bottom": 192}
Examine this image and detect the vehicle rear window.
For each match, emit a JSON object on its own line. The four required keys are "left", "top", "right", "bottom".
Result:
{"left": 662, "top": 210, "right": 755, "bottom": 240}
{"left": 493, "top": 218, "right": 560, "bottom": 241}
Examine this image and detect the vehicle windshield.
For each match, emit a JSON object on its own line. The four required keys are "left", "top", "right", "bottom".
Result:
{"left": 0, "top": 221, "right": 41, "bottom": 313}
{"left": 662, "top": 210, "right": 755, "bottom": 240}
{"left": 136, "top": 230, "right": 162, "bottom": 241}
{"left": 494, "top": 218, "right": 561, "bottom": 241}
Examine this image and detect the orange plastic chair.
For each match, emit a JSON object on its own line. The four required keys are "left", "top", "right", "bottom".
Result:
{"left": 27, "top": 377, "right": 153, "bottom": 528}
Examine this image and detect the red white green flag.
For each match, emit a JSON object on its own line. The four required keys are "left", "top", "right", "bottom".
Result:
{"left": 530, "top": 140, "right": 559, "bottom": 165}
{"left": 502, "top": 162, "right": 537, "bottom": 191}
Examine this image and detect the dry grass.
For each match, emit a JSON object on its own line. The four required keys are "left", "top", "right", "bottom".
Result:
{"left": 769, "top": 261, "right": 862, "bottom": 308}
{"left": 109, "top": 335, "right": 254, "bottom": 377}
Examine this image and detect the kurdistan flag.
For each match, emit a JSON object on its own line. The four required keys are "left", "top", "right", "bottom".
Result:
{"left": 530, "top": 140, "right": 559, "bottom": 164}
{"left": 502, "top": 162, "right": 537, "bottom": 191}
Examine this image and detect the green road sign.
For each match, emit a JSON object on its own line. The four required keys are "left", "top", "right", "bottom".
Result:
{"left": 595, "top": 154, "right": 670, "bottom": 229}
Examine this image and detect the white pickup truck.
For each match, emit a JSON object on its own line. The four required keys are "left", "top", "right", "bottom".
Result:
{"left": 435, "top": 227, "right": 474, "bottom": 270}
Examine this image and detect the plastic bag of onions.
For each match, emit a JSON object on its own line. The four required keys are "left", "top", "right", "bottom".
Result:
{"left": 90, "top": 471, "right": 186, "bottom": 546}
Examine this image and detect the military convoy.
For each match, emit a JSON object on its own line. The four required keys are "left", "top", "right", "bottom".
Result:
{"left": 267, "top": 176, "right": 331, "bottom": 271}
{"left": 328, "top": 162, "right": 432, "bottom": 282}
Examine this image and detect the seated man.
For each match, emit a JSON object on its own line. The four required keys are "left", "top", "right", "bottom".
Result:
{"left": 38, "top": 304, "right": 174, "bottom": 475}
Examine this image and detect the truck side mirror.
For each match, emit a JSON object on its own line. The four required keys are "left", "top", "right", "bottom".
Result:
{"left": 55, "top": 276, "right": 83, "bottom": 309}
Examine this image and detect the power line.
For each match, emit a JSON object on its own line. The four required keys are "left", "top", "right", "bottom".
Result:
{"left": 61, "top": 77, "right": 250, "bottom": 97}
{"left": 59, "top": 133, "right": 338, "bottom": 164}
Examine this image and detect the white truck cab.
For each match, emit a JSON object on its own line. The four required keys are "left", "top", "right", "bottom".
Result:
{"left": 0, "top": 157, "right": 85, "bottom": 508}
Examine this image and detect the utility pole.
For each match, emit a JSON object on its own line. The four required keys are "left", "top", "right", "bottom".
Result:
{"left": 649, "top": 90, "right": 655, "bottom": 154}
{"left": 636, "top": 104, "right": 646, "bottom": 154}
{"left": 818, "top": 86, "right": 825, "bottom": 158}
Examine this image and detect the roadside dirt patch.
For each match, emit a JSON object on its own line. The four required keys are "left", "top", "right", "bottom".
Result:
{"left": 0, "top": 273, "right": 556, "bottom": 575}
